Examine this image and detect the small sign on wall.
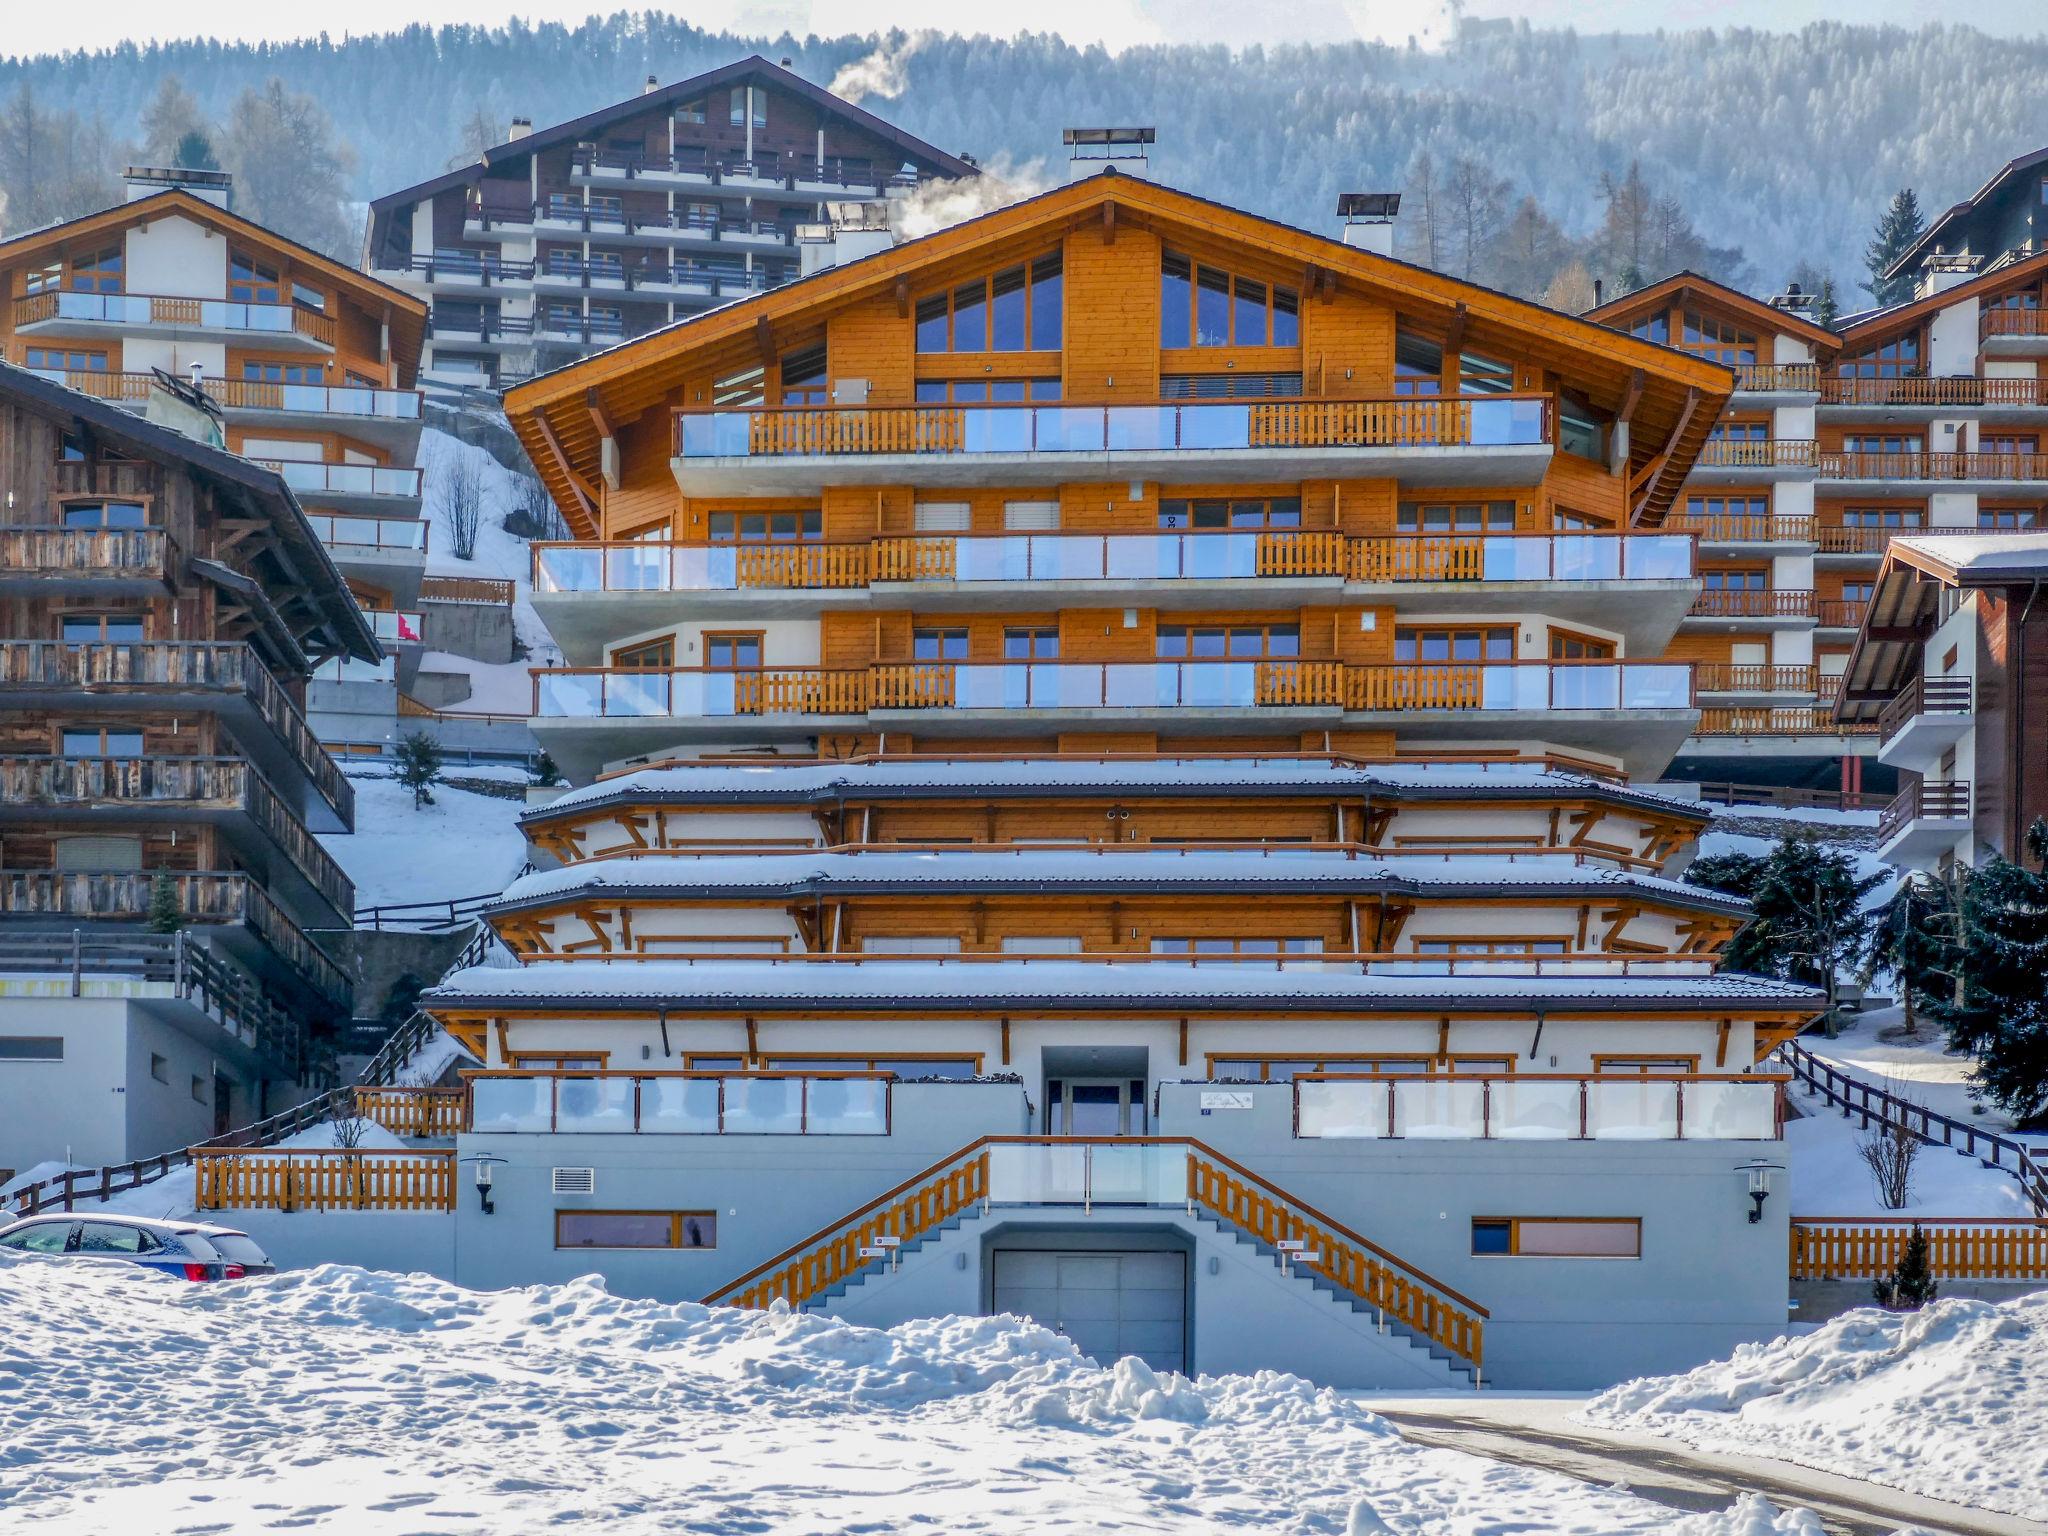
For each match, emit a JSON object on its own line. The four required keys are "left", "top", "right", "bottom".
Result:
{"left": 1199, "top": 1091, "right": 1254, "bottom": 1113}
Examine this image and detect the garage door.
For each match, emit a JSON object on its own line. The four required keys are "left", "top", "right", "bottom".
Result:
{"left": 989, "top": 1250, "right": 1186, "bottom": 1373}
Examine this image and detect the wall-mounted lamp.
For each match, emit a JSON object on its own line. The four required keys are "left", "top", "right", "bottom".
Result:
{"left": 465, "top": 1154, "right": 508, "bottom": 1215}
{"left": 1735, "top": 1159, "right": 1785, "bottom": 1224}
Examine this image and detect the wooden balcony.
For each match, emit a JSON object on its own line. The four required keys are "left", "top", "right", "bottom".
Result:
{"left": 1687, "top": 588, "right": 1815, "bottom": 619}
{"left": 0, "top": 755, "right": 352, "bottom": 922}
{"left": 1818, "top": 450, "right": 2048, "bottom": 483}
{"left": 1821, "top": 375, "right": 2048, "bottom": 408}
{"left": 1878, "top": 780, "right": 1972, "bottom": 845}
{"left": 1878, "top": 675, "right": 1973, "bottom": 746}
{"left": 1814, "top": 525, "right": 1894, "bottom": 556}
{"left": 1981, "top": 309, "right": 2048, "bottom": 339}
{"left": 0, "top": 641, "right": 351, "bottom": 829}
{"left": 1694, "top": 707, "right": 1879, "bottom": 737}
{"left": 12, "top": 291, "right": 335, "bottom": 349}
{"left": 1664, "top": 513, "right": 1814, "bottom": 545}
{"left": 418, "top": 574, "right": 515, "bottom": 606}
{"left": 1730, "top": 363, "right": 1820, "bottom": 394}
{"left": 21, "top": 368, "right": 421, "bottom": 422}
{"left": 0, "top": 526, "right": 174, "bottom": 591}
{"left": 1694, "top": 664, "right": 1817, "bottom": 694}
{"left": 1815, "top": 599, "right": 1869, "bottom": 629}
{"left": 1693, "top": 438, "right": 1817, "bottom": 470}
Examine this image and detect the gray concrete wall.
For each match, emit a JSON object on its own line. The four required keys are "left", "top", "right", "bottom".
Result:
{"left": 1791, "top": 1277, "right": 2048, "bottom": 1326}
{"left": 204, "top": 1207, "right": 457, "bottom": 1277}
{"left": 408, "top": 669, "right": 474, "bottom": 709}
{"left": 422, "top": 600, "right": 515, "bottom": 664}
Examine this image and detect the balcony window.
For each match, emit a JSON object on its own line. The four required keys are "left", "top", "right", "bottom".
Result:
{"left": 1214, "top": 1054, "right": 1509, "bottom": 1080}
{"left": 229, "top": 251, "right": 281, "bottom": 304}
{"left": 1159, "top": 372, "right": 1302, "bottom": 398}
{"left": 611, "top": 638, "right": 674, "bottom": 668}
{"left": 1003, "top": 627, "right": 1059, "bottom": 660}
{"left": 1684, "top": 494, "right": 1768, "bottom": 522}
{"left": 1397, "top": 501, "right": 1513, "bottom": 532}
{"left": 1159, "top": 251, "right": 1299, "bottom": 348}
{"left": 54, "top": 834, "right": 142, "bottom": 872}
{"left": 1702, "top": 570, "right": 1767, "bottom": 591}
{"left": 61, "top": 614, "right": 144, "bottom": 644}
{"left": 1845, "top": 433, "right": 1922, "bottom": 455}
{"left": 779, "top": 344, "right": 827, "bottom": 406}
{"left": 1157, "top": 624, "right": 1299, "bottom": 659}
{"left": 1558, "top": 392, "right": 1609, "bottom": 461}
{"left": 69, "top": 247, "right": 123, "bottom": 294}
{"left": 729, "top": 85, "right": 767, "bottom": 128}
{"left": 1680, "top": 310, "right": 1756, "bottom": 366}
{"left": 708, "top": 509, "right": 820, "bottom": 541}
{"left": 1981, "top": 507, "right": 2039, "bottom": 528}
{"left": 25, "top": 347, "right": 107, "bottom": 372}
{"left": 60, "top": 499, "right": 147, "bottom": 528}
{"left": 704, "top": 632, "right": 762, "bottom": 670}
{"left": 24, "top": 260, "right": 62, "bottom": 295}
{"left": 1709, "top": 421, "right": 1769, "bottom": 444}
{"left": 1843, "top": 508, "right": 1923, "bottom": 529}
{"left": 291, "top": 282, "right": 328, "bottom": 314}
{"left": 1983, "top": 434, "right": 2040, "bottom": 456}
{"left": 61, "top": 727, "right": 144, "bottom": 755}
{"left": 1458, "top": 352, "right": 1515, "bottom": 395}
{"left": 915, "top": 256, "right": 1060, "bottom": 353}
{"left": 1154, "top": 937, "right": 1323, "bottom": 956}
{"left": 1395, "top": 626, "right": 1512, "bottom": 662}
{"left": 1838, "top": 335, "right": 1920, "bottom": 379}
{"left": 1415, "top": 938, "right": 1570, "bottom": 955}
{"left": 1549, "top": 631, "right": 1614, "bottom": 660}
{"left": 1158, "top": 497, "right": 1301, "bottom": 530}
{"left": 242, "top": 361, "right": 323, "bottom": 384}
{"left": 712, "top": 365, "right": 765, "bottom": 408}
{"left": 676, "top": 100, "right": 706, "bottom": 124}
{"left": 912, "top": 628, "right": 969, "bottom": 661}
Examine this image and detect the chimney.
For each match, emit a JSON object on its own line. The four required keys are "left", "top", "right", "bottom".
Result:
{"left": 644, "top": 74, "right": 659, "bottom": 95}
{"left": 508, "top": 117, "right": 532, "bottom": 142}
{"left": 1593, "top": 278, "right": 1604, "bottom": 308}
{"left": 797, "top": 201, "right": 894, "bottom": 277}
{"left": 1336, "top": 192, "right": 1400, "bottom": 258}
{"left": 124, "top": 165, "right": 232, "bottom": 210}
{"left": 1768, "top": 279, "right": 1817, "bottom": 320}
{"left": 1064, "top": 127, "right": 1153, "bottom": 183}
{"left": 780, "top": 56, "right": 792, "bottom": 67}
{"left": 1914, "top": 246, "right": 1981, "bottom": 301}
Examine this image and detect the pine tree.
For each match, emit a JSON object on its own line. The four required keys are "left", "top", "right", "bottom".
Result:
{"left": 1863, "top": 867, "right": 1964, "bottom": 1040}
{"left": 1875, "top": 1224, "right": 1938, "bottom": 1309}
{"left": 1813, "top": 277, "right": 1840, "bottom": 329}
{"left": 394, "top": 730, "right": 444, "bottom": 810}
{"left": 1862, "top": 188, "right": 1927, "bottom": 308}
{"left": 1937, "top": 819, "right": 2048, "bottom": 1124}
{"left": 145, "top": 868, "right": 185, "bottom": 934}
{"left": 530, "top": 751, "right": 563, "bottom": 788}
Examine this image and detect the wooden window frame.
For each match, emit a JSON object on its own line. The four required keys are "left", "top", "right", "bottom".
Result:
{"left": 914, "top": 251, "right": 1064, "bottom": 355}
{"left": 758, "top": 1052, "right": 986, "bottom": 1077}
{"left": 1205, "top": 1052, "right": 1515, "bottom": 1079}
{"left": 1394, "top": 625, "right": 1515, "bottom": 663}
{"left": 1590, "top": 1054, "right": 1702, "bottom": 1074}
{"left": 610, "top": 637, "right": 675, "bottom": 669}
{"left": 1160, "top": 249, "right": 1301, "bottom": 350}
{"left": 1471, "top": 1216, "right": 1642, "bottom": 1259}
{"left": 702, "top": 630, "right": 764, "bottom": 670}
{"left": 634, "top": 934, "right": 792, "bottom": 955}
{"left": 1411, "top": 937, "right": 1572, "bottom": 955}
{"left": 553, "top": 1209, "right": 718, "bottom": 1251}
{"left": 911, "top": 627, "right": 970, "bottom": 662}
{"left": 1547, "top": 625, "right": 1615, "bottom": 661}
{"left": 54, "top": 493, "right": 153, "bottom": 529}
{"left": 228, "top": 249, "right": 282, "bottom": 305}
{"left": 509, "top": 1051, "right": 612, "bottom": 1069}
{"left": 1155, "top": 622, "right": 1302, "bottom": 660}
{"left": 24, "top": 345, "right": 110, "bottom": 373}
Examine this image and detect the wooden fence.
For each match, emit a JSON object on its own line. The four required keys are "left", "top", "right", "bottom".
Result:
{"left": 193, "top": 1149, "right": 456, "bottom": 1212}
{"left": 1790, "top": 1218, "right": 2048, "bottom": 1281}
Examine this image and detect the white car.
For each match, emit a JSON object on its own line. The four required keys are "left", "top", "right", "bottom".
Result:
{"left": 0, "top": 1214, "right": 274, "bottom": 1281}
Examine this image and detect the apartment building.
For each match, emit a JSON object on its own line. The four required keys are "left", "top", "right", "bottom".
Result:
{"left": 0, "top": 169, "right": 441, "bottom": 743}
{"left": 364, "top": 55, "right": 977, "bottom": 392}
{"left": 0, "top": 363, "right": 373, "bottom": 1178}
{"left": 377, "top": 167, "right": 1823, "bottom": 1391}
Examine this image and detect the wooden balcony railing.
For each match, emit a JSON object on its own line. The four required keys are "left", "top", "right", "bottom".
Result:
{"left": 1731, "top": 363, "right": 1820, "bottom": 393}
{"left": 532, "top": 661, "right": 1698, "bottom": 719}
{"left": 1819, "top": 450, "right": 2048, "bottom": 482}
{"left": 1688, "top": 588, "right": 1815, "bottom": 619}
{"left": 418, "top": 574, "right": 515, "bottom": 605}
{"left": 1694, "top": 438, "right": 1817, "bottom": 469}
{"left": 1878, "top": 780, "right": 1972, "bottom": 842}
{"left": 1981, "top": 308, "right": 2048, "bottom": 339}
{"left": 0, "top": 525, "right": 173, "bottom": 582}
{"left": 1791, "top": 1218, "right": 2048, "bottom": 1282}
{"left": 1815, "top": 525, "right": 1898, "bottom": 555}
{"left": 12, "top": 291, "right": 334, "bottom": 347}
{"left": 1694, "top": 664, "right": 1817, "bottom": 694}
{"left": 1815, "top": 599, "right": 1869, "bottom": 629}
{"left": 1664, "top": 513, "right": 1814, "bottom": 544}
{"left": 676, "top": 395, "right": 1552, "bottom": 459}
{"left": 20, "top": 368, "right": 420, "bottom": 419}
{"left": 1821, "top": 375, "right": 2048, "bottom": 408}
{"left": 1878, "top": 675, "right": 1973, "bottom": 744}
{"left": 354, "top": 1086, "right": 467, "bottom": 1139}
{"left": 1694, "top": 707, "right": 1879, "bottom": 737}
{"left": 0, "top": 640, "right": 349, "bottom": 824}
{"left": 193, "top": 1149, "right": 455, "bottom": 1212}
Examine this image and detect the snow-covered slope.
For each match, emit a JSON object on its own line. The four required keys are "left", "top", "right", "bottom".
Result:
{"left": 315, "top": 769, "right": 529, "bottom": 915}
{"left": 1581, "top": 1292, "right": 2048, "bottom": 1518}
{"left": 0, "top": 1263, "right": 1830, "bottom": 1534}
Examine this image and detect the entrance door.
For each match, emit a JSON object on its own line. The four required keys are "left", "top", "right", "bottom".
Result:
{"left": 211, "top": 1072, "right": 232, "bottom": 1139}
{"left": 990, "top": 1249, "right": 1186, "bottom": 1372}
{"left": 1047, "top": 1077, "right": 1147, "bottom": 1136}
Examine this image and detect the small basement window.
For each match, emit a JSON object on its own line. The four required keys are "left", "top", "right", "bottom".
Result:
{"left": 556, "top": 1211, "right": 717, "bottom": 1250}
{"left": 1472, "top": 1217, "right": 1640, "bottom": 1258}
{"left": 0, "top": 1037, "right": 63, "bottom": 1061}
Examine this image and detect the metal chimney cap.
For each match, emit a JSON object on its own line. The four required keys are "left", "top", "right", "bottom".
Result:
{"left": 1337, "top": 192, "right": 1402, "bottom": 221}
{"left": 1063, "top": 127, "right": 1156, "bottom": 147}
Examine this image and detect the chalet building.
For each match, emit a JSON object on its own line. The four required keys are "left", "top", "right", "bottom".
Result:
{"left": 1887, "top": 147, "right": 2048, "bottom": 283}
{"left": 364, "top": 56, "right": 977, "bottom": 392}
{"left": 1835, "top": 532, "right": 2048, "bottom": 870}
{"left": 0, "top": 168, "right": 456, "bottom": 747}
{"left": 0, "top": 362, "right": 375, "bottom": 1179}
{"left": 390, "top": 169, "right": 1823, "bottom": 1392}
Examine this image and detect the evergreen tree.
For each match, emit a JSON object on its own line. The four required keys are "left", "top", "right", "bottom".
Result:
{"left": 217, "top": 78, "right": 356, "bottom": 258}
{"left": 394, "top": 730, "right": 444, "bottom": 810}
{"left": 1862, "top": 866, "right": 1964, "bottom": 1040}
{"left": 530, "top": 751, "right": 563, "bottom": 788}
{"left": 1874, "top": 1224, "right": 1938, "bottom": 1309}
{"left": 1862, "top": 188, "right": 1926, "bottom": 308}
{"left": 145, "top": 868, "right": 184, "bottom": 934}
{"left": 173, "top": 130, "right": 220, "bottom": 172}
{"left": 1938, "top": 819, "right": 2048, "bottom": 1124}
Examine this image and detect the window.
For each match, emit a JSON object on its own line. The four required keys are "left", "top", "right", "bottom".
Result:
{"left": 291, "top": 281, "right": 328, "bottom": 313}
{"left": 1982, "top": 434, "right": 2039, "bottom": 457}
{"left": 1472, "top": 1217, "right": 1640, "bottom": 1258}
{"left": 1152, "top": 937, "right": 1324, "bottom": 956}
{"left": 912, "top": 628, "right": 969, "bottom": 661}
{"left": 1457, "top": 352, "right": 1514, "bottom": 395}
{"left": 23, "top": 260, "right": 62, "bottom": 295}
{"left": 1843, "top": 507, "right": 1923, "bottom": 529}
{"left": 611, "top": 638, "right": 674, "bottom": 669}
{"left": 1415, "top": 938, "right": 1570, "bottom": 955}
{"left": 1680, "top": 310, "right": 1755, "bottom": 365}
{"left": 228, "top": 251, "right": 281, "bottom": 304}
{"left": 1157, "top": 497, "right": 1301, "bottom": 530}
{"left": 0, "top": 1037, "right": 62, "bottom": 1061}
{"left": 1395, "top": 626, "right": 1513, "bottom": 662}
{"left": 729, "top": 85, "right": 766, "bottom": 128}
{"left": 1549, "top": 630, "right": 1613, "bottom": 660}
{"left": 859, "top": 936, "right": 961, "bottom": 953}
{"left": 1838, "top": 335, "right": 1920, "bottom": 379}
{"left": 242, "top": 361, "right": 323, "bottom": 384}
{"left": 191, "top": 1075, "right": 208, "bottom": 1104}
{"left": 704, "top": 632, "right": 762, "bottom": 670}
{"left": 915, "top": 256, "right": 1061, "bottom": 352}
{"left": 712, "top": 365, "right": 765, "bottom": 408}
{"left": 1844, "top": 433, "right": 1922, "bottom": 456}
{"left": 556, "top": 1211, "right": 717, "bottom": 1250}
{"left": 1393, "top": 332, "right": 1444, "bottom": 395}
{"left": 1981, "top": 507, "right": 2039, "bottom": 529}
{"left": 61, "top": 728, "right": 144, "bottom": 756}
{"left": 1159, "top": 372, "right": 1302, "bottom": 399}
{"left": 1210, "top": 1054, "right": 1513, "bottom": 1081}
{"left": 1591, "top": 1055, "right": 1700, "bottom": 1073}
{"left": 150, "top": 1053, "right": 169, "bottom": 1085}
{"left": 1709, "top": 421, "right": 1770, "bottom": 444}
{"left": 1558, "top": 394, "right": 1609, "bottom": 461}
{"left": 915, "top": 378, "right": 1061, "bottom": 402}
{"left": 762, "top": 1055, "right": 979, "bottom": 1079}
{"left": 69, "top": 247, "right": 123, "bottom": 294}
{"left": 1157, "top": 624, "right": 1300, "bottom": 659}
{"left": 1398, "top": 501, "right": 1513, "bottom": 533}
{"left": 707, "top": 509, "right": 820, "bottom": 542}
{"left": 1004, "top": 627, "right": 1059, "bottom": 659}
{"left": 1685, "top": 494, "right": 1768, "bottom": 523}
{"left": 55, "top": 834, "right": 141, "bottom": 872}
{"left": 1627, "top": 313, "right": 1669, "bottom": 345}
{"left": 1842, "top": 581, "right": 1876, "bottom": 604}
{"left": 25, "top": 347, "right": 107, "bottom": 372}
{"left": 779, "top": 344, "right": 827, "bottom": 406}
{"left": 1002, "top": 500, "right": 1059, "bottom": 531}
{"left": 1160, "top": 252, "right": 1298, "bottom": 347}
{"left": 62, "top": 614, "right": 145, "bottom": 644}
{"left": 1702, "top": 569, "right": 1767, "bottom": 591}
{"left": 0, "top": 1223, "right": 71, "bottom": 1253}
{"left": 912, "top": 502, "right": 970, "bottom": 532}
{"left": 59, "top": 499, "right": 146, "bottom": 528}
{"left": 676, "top": 100, "right": 707, "bottom": 124}
{"left": 508, "top": 1054, "right": 607, "bottom": 1070}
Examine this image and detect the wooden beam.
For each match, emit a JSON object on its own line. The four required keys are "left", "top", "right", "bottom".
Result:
{"left": 1442, "top": 301, "right": 1469, "bottom": 359}
{"left": 584, "top": 387, "right": 617, "bottom": 441}
{"left": 1716, "top": 1018, "right": 1733, "bottom": 1069}
{"left": 894, "top": 279, "right": 910, "bottom": 319}
{"left": 1616, "top": 368, "right": 1646, "bottom": 426}
{"left": 1435, "top": 1018, "right": 1450, "bottom": 1064}
{"left": 745, "top": 1017, "right": 759, "bottom": 1063}
{"left": 1630, "top": 387, "right": 1701, "bottom": 524}
{"left": 754, "top": 314, "right": 776, "bottom": 365}
{"left": 533, "top": 411, "right": 599, "bottom": 515}
{"left": 1178, "top": 1017, "right": 1189, "bottom": 1067}
{"left": 1000, "top": 1016, "right": 1011, "bottom": 1066}
{"left": 1102, "top": 201, "right": 1116, "bottom": 245}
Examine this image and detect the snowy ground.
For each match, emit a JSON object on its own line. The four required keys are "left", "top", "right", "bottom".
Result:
{"left": 1581, "top": 1291, "right": 2048, "bottom": 1519}
{"left": 1802, "top": 1004, "right": 2023, "bottom": 1138}
{"left": 316, "top": 767, "right": 530, "bottom": 914}
{"left": 1784, "top": 1088, "right": 2034, "bottom": 1217}
{"left": 0, "top": 1264, "right": 1836, "bottom": 1536}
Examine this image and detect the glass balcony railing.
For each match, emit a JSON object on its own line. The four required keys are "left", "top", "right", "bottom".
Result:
{"left": 14, "top": 291, "right": 334, "bottom": 345}
{"left": 1294, "top": 1074, "right": 1782, "bottom": 1141}
{"left": 467, "top": 1071, "right": 891, "bottom": 1135}
{"left": 263, "top": 462, "right": 423, "bottom": 499}
{"left": 304, "top": 514, "right": 429, "bottom": 552}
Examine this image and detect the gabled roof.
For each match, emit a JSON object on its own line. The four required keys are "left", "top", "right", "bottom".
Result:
{"left": 1836, "top": 246, "right": 2048, "bottom": 351}
{"left": 0, "top": 360, "right": 378, "bottom": 664}
{"left": 366, "top": 54, "right": 976, "bottom": 220}
{"left": 0, "top": 190, "right": 428, "bottom": 385}
{"left": 1887, "top": 146, "right": 2048, "bottom": 279}
{"left": 505, "top": 171, "right": 1734, "bottom": 537}
{"left": 1585, "top": 270, "right": 1842, "bottom": 356}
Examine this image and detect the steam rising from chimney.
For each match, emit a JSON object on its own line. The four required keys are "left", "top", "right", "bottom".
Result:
{"left": 830, "top": 35, "right": 923, "bottom": 104}
{"left": 888, "top": 155, "right": 1052, "bottom": 242}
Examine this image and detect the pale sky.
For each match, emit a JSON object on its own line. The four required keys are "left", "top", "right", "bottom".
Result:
{"left": 5, "top": 0, "right": 2028, "bottom": 60}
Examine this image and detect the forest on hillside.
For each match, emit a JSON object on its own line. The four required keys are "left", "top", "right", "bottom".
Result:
{"left": 2, "top": 14, "right": 2046, "bottom": 306}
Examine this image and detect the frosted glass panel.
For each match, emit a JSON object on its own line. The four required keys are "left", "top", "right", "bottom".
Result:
{"left": 1682, "top": 1080, "right": 1778, "bottom": 1141}
{"left": 1490, "top": 1079, "right": 1579, "bottom": 1140}
{"left": 987, "top": 1142, "right": 1089, "bottom": 1203}
{"left": 1391, "top": 1079, "right": 1486, "bottom": 1139}
{"left": 554, "top": 1075, "right": 634, "bottom": 1133}
{"left": 804, "top": 1077, "right": 889, "bottom": 1135}
{"left": 1295, "top": 1081, "right": 1388, "bottom": 1139}
{"left": 638, "top": 1077, "right": 720, "bottom": 1133}
{"left": 470, "top": 1077, "right": 552, "bottom": 1133}
{"left": 1586, "top": 1079, "right": 1680, "bottom": 1140}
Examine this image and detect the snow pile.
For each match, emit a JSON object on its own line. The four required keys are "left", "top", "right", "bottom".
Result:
{"left": 1582, "top": 1292, "right": 2048, "bottom": 1517}
{"left": 0, "top": 1262, "right": 1826, "bottom": 1534}
{"left": 317, "top": 768, "right": 529, "bottom": 913}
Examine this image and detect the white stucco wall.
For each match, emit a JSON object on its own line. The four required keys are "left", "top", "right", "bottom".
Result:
{"left": 126, "top": 214, "right": 227, "bottom": 301}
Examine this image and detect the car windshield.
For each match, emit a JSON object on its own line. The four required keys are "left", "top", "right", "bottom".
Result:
{"left": 202, "top": 1232, "right": 269, "bottom": 1267}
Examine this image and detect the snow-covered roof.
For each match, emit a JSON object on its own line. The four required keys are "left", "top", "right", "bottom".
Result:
{"left": 425, "top": 958, "right": 1820, "bottom": 1014}
{"left": 527, "top": 757, "right": 1705, "bottom": 824}
{"left": 486, "top": 848, "right": 1744, "bottom": 914}
{"left": 1892, "top": 532, "right": 2048, "bottom": 580}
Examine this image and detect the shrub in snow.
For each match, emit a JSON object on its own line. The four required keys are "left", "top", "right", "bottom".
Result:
{"left": 394, "top": 730, "right": 444, "bottom": 809}
{"left": 145, "top": 866, "right": 184, "bottom": 934}
{"left": 530, "top": 750, "right": 563, "bottom": 788}
{"left": 1874, "top": 1223, "right": 1938, "bottom": 1310}
{"left": 330, "top": 1111, "right": 371, "bottom": 1149}
{"left": 1856, "top": 1117, "right": 1919, "bottom": 1209}
{"left": 441, "top": 447, "right": 484, "bottom": 561}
